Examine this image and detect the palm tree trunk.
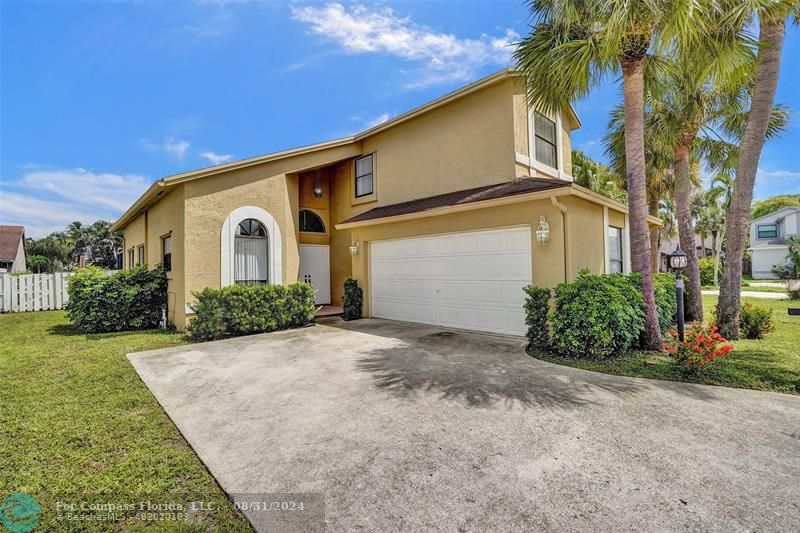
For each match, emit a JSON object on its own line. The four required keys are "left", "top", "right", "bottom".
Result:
{"left": 622, "top": 57, "right": 662, "bottom": 350}
{"left": 649, "top": 198, "right": 661, "bottom": 272}
{"left": 674, "top": 143, "right": 703, "bottom": 321}
{"left": 717, "top": 14, "right": 785, "bottom": 339}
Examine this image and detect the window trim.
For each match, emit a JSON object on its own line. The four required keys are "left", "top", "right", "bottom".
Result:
{"left": 127, "top": 248, "right": 135, "bottom": 269}
{"left": 137, "top": 245, "right": 145, "bottom": 266}
{"left": 607, "top": 225, "right": 624, "bottom": 274}
{"left": 528, "top": 109, "right": 566, "bottom": 179}
{"left": 353, "top": 153, "right": 376, "bottom": 202}
{"left": 220, "top": 206, "right": 282, "bottom": 287}
{"left": 757, "top": 223, "right": 778, "bottom": 240}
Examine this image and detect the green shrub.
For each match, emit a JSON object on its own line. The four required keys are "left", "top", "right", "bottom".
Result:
{"left": 739, "top": 303, "right": 775, "bottom": 339}
{"left": 342, "top": 277, "right": 363, "bottom": 321}
{"left": 549, "top": 270, "right": 645, "bottom": 359}
{"left": 652, "top": 273, "right": 677, "bottom": 334}
{"left": 523, "top": 286, "right": 550, "bottom": 351}
{"left": 66, "top": 265, "right": 167, "bottom": 333}
{"left": 698, "top": 257, "right": 715, "bottom": 286}
{"left": 188, "top": 282, "right": 316, "bottom": 341}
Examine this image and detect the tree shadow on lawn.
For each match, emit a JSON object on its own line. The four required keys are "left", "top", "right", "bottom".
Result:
{"left": 46, "top": 323, "right": 184, "bottom": 341}
{"left": 354, "top": 329, "right": 720, "bottom": 410}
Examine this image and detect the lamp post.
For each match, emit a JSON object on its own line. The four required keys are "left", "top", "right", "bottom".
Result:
{"left": 669, "top": 246, "right": 688, "bottom": 341}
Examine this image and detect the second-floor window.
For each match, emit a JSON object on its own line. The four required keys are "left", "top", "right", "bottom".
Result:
{"left": 534, "top": 112, "right": 558, "bottom": 170}
{"left": 757, "top": 223, "right": 778, "bottom": 239}
{"left": 355, "top": 154, "right": 374, "bottom": 198}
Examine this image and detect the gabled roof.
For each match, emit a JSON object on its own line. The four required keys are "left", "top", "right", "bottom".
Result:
{"left": 0, "top": 225, "right": 24, "bottom": 262}
{"left": 113, "top": 68, "right": 582, "bottom": 231}
{"left": 750, "top": 206, "right": 800, "bottom": 224}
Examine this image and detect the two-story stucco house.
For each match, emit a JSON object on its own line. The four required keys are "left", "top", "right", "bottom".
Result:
{"left": 750, "top": 207, "right": 800, "bottom": 279}
{"left": 112, "top": 69, "right": 658, "bottom": 335}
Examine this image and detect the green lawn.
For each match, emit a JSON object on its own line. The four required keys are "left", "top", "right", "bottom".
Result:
{"left": 704, "top": 283, "right": 789, "bottom": 294}
{"left": 532, "top": 296, "right": 800, "bottom": 394}
{"left": 0, "top": 311, "right": 251, "bottom": 531}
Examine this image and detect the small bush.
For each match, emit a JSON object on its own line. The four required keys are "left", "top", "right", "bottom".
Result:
{"left": 699, "top": 257, "right": 715, "bottom": 286}
{"left": 664, "top": 323, "right": 733, "bottom": 374}
{"left": 550, "top": 270, "right": 645, "bottom": 359}
{"left": 739, "top": 303, "right": 775, "bottom": 339}
{"left": 66, "top": 265, "right": 167, "bottom": 333}
{"left": 523, "top": 286, "right": 550, "bottom": 351}
{"left": 188, "top": 282, "right": 316, "bottom": 341}
{"left": 342, "top": 277, "right": 363, "bottom": 321}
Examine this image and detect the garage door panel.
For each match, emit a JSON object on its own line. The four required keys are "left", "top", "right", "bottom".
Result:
{"left": 370, "top": 227, "right": 531, "bottom": 336}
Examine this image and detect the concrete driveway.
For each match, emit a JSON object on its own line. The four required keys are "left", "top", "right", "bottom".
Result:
{"left": 128, "top": 318, "right": 800, "bottom": 532}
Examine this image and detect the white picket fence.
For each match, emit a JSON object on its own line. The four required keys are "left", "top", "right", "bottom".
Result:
{"left": 0, "top": 272, "right": 75, "bottom": 313}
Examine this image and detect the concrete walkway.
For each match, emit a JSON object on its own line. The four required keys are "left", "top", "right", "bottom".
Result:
{"left": 129, "top": 319, "right": 800, "bottom": 532}
{"left": 702, "top": 289, "right": 789, "bottom": 299}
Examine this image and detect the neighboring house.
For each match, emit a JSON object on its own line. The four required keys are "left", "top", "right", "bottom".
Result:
{"left": 113, "top": 69, "right": 659, "bottom": 334}
{"left": 0, "top": 225, "right": 27, "bottom": 273}
{"left": 658, "top": 233, "right": 714, "bottom": 272}
{"left": 750, "top": 206, "right": 800, "bottom": 279}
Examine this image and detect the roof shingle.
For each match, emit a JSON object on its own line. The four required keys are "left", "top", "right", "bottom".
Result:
{"left": 339, "top": 177, "right": 569, "bottom": 225}
{"left": 0, "top": 225, "right": 24, "bottom": 262}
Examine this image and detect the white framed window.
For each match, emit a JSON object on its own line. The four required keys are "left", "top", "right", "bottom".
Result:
{"left": 234, "top": 219, "right": 269, "bottom": 285}
{"left": 757, "top": 223, "right": 778, "bottom": 239}
{"left": 608, "top": 226, "right": 623, "bottom": 273}
{"left": 355, "top": 154, "right": 374, "bottom": 198}
{"left": 221, "top": 206, "right": 282, "bottom": 287}
{"left": 127, "top": 248, "right": 135, "bottom": 269}
{"left": 534, "top": 112, "right": 558, "bottom": 169}
{"left": 137, "top": 245, "right": 145, "bottom": 265}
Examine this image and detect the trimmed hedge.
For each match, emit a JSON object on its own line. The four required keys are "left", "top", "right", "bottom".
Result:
{"left": 342, "top": 277, "right": 363, "bottom": 321}
{"left": 525, "top": 270, "right": 677, "bottom": 359}
{"left": 523, "top": 286, "right": 550, "bottom": 351}
{"left": 66, "top": 265, "right": 167, "bottom": 333}
{"left": 188, "top": 282, "right": 316, "bottom": 341}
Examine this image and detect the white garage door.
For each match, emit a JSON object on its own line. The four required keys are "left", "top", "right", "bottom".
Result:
{"left": 369, "top": 226, "right": 531, "bottom": 336}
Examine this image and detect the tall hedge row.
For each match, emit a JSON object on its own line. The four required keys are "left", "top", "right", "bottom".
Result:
{"left": 66, "top": 265, "right": 167, "bottom": 333}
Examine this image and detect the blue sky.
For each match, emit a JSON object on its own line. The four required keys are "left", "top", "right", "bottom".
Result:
{"left": 1, "top": 1, "right": 798, "bottom": 237}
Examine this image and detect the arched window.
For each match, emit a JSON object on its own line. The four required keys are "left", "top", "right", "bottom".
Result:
{"left": 299, "top": 209, "right": 325, "bottom": 233}
{"left": 234, "top": 218, "right": 268, "bottom": 285}
{"left": 221, "top": 206, "right": 282, "bottom": 287}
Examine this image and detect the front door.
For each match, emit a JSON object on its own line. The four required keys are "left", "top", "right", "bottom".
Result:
{"left": 299, "top": 245, "right": 331, "bottom": 305}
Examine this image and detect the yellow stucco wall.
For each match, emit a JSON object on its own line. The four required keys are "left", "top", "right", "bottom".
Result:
{"left": 120, "top": 187, "right": 185, "bottom": 327}
{"left": 298, "top": 169, "right": 331, "bottom": 246}
{"left": 122, "top": 216, "right": 145, "bottom": 268}
{"left": 560, "top": 195, "right": 605, "bottom": 275}
{"left": 608, "top": 209, "right": 625, "bottom": 228}
{"left": 358, "top": 79, "right": 517, "bottom": 207}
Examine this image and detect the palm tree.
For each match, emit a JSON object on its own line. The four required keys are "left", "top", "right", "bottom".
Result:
{"left": 717, "top": 2, "right": 798, "bottom": 338}
{"left": 514, "top": 0, "right": 710, "bottom": 349}
{"left": 571, "top": 150, "right": 627, "bottom": 202}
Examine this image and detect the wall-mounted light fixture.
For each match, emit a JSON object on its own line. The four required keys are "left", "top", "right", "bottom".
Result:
{"left": 313, "top": 168, "right": 323, "bottom": 198}
{"left": 349, "top": 240, "right": 360, "bottom": 256}
{"left": 535, "top": 216, "right": 551, "bottom": 245}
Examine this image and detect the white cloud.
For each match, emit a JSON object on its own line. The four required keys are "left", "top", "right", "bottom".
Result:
{"left": 141, "top": 137, "right": 191, "bottom": 160}
{"left": 364, "top": 112, "right": 392, "bottom": 129}
{"left": 754, "top": 167, "right": 800, "bottom": 199}
{"left": 291, "top": 3, "right": 518, "bottom": 88}
{"left": 199, "top": 151, "right": 234, "bottom": 165}
{"left": 0, "top": 168, "right": 151, "bottom": 238}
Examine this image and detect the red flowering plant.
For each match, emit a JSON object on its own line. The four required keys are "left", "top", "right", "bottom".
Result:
{"left": 663, "top": 323, "right": 734, "bottom": 374}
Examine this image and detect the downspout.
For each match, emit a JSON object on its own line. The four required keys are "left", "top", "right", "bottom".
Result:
{"left": 551, "top": 196, "right": 570, "bottom": 282}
